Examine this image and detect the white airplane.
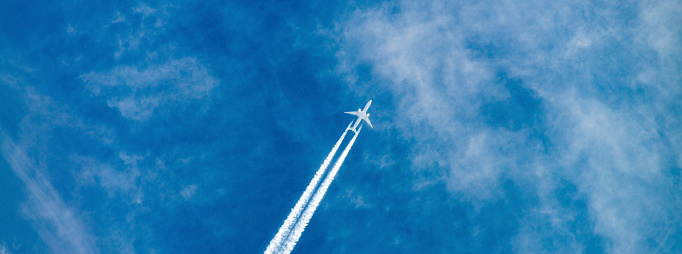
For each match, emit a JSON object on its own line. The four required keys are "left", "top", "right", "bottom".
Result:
{"left": 345, "top": 100, "right": 373, "bottom": 131}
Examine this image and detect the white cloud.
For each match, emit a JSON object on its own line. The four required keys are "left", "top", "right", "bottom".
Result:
{"left": 337, "top": 0, "right": 682, "bottom": 252}
{"left": 563, "top": 28, "right": 594, "bottom": 58}
{"left": 10, "top": 87, "right": 149, "bottom": 251}
{"left": 639, "top": 0, "right": 682, "bottom": 59}
{"left": 1, "top": 136, "right": 98, "bottom": 254}
{"left": 336, "top": 187, "right": 372, "bottom": 209}
{"left": 180, "top": 184, "right": 198, "bottom": 201}
{"left": 74, "top": 155, "right": 141, "bottom": 199}
{"left": 80, "top": 57, "right": 219, "bottom": 121}
{"left": 119, "top": 151, "right": 144, "bottom": 165}
{"left": 114, "top": 4, "right": 172, "bottom": 58}
{"left": 554, "top": 94, "right": 671, "bottom": 253}
{"left": 111, "top": 12, "right": 126, "bottom": 24}
{"left": 133, "top": 4, "right": 157, "bottom": 17}
{"left": 339, "top": 1, "right": 515, "bottom": 199}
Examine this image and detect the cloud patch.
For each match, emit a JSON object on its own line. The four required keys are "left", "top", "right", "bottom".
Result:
{"left": 336, "top": 0, "right": 682, "bottom": 252}
{"left": 1, "top": 137, "right": 98, "bottom": 254}
{"left": 180, "top": 184, "right": 198, "bottom": 201}
{"left": 80, "top": 57, "right": 219, "bottom": 121}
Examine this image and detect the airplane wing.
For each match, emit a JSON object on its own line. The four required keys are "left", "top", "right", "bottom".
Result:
{"left": 344, "top": 111, "right": 359, "bottom": 116}
{"left": 363, "top": 117, "right": 373, "bottom": 128}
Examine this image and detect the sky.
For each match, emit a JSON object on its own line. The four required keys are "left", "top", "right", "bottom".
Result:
{"left": 0, "top": 0, "right": 681, "bottom": 253}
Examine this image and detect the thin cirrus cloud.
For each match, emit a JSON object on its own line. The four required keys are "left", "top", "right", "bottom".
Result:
{"left": 336, "top": 0, "right": 681, "bottom": 253}
{"left": 1, "top": 136, "right": 98, "bottom": 254}
{"left": 0, "top": 2, "right": 224, "bottom": 252}
{"left": 1, "top": 0, "right": 679, "bottom": 252}
{"left": 2, "top": 56, "right": 218, "bottom": 254}
{"left": 79, "top": 57, "right": 219, "bottom": 121}
{"left": 0, "top": 85, "right": 142, "bottom": 253}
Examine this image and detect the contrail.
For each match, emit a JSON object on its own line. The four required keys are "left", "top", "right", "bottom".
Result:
{"left": 278, "top": 125, "right": 362, "bottom": 254}
{"left": 264, "top": 121, "right": 353, "bottom": 254}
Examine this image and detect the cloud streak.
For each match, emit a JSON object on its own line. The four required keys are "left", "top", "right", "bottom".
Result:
{"left": 1, "top": 135, "right": 98, "bottom": 254}
{"left": 80, "top": 57, "right": 219, "bottom": 121}
{"left": 266, "top": 122, "right": 352, "bottom": 254}
{"left": 336, "top": 0, "right": 682, "bottom": 252}
{"left": 280, "top": 125, "right": 362, "bottom": 253}
{"left": 0, "top": 243, "right": 8, "bottom": 254}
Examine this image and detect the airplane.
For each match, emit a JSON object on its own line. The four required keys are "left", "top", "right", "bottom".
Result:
{"left": 345, "top": 100, "right": 373, "bottom": 131}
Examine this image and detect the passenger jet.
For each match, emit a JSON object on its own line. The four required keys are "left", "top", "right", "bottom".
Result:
{"left": 345, "top": 100, "right": 373, "bottom": 131}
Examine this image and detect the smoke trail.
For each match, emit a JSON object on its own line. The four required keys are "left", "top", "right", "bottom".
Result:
{"left": 264, "top": 122, "right": 353, "bottom": 254}
{"left": 278, "top": 126, "right": 362, "bottom": 254}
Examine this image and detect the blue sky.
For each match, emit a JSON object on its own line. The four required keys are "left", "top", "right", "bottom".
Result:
{"left": 1, "top": 0, "right": 681, "bottom": 253}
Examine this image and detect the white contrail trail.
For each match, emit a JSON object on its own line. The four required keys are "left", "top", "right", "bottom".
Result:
{"left": 278, "top": 125, "right": 362, "bottom": 254}
{"left": 264, "top": 121, "right": 353, "bottom": 254}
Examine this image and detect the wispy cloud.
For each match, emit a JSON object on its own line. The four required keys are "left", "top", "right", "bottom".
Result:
{"left": 180, "top": 184, "right": 198, "bottom": 201}
{"left": 1, "top": 136, "right": 98, "bottom": 254}
{"left": 639, "top": 0, "right": 682, "bottom": 59}
{"left": 337, "top": 0, "right": 682, "bottom": 252}
{"left": 8, "top": 79, "right": 153, "bottom": 252}
{"left": 80, "top": 57, "right": 219, "bottom": 121}
{"left": 73, "top": 154, "right": 142, "bottom": 200}
{"left": 68, "top": 1, "right": 218, "bottom": 123}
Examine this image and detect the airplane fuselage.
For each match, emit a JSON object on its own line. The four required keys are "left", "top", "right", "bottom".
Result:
{"left": 350, "top": 110, "right": 367, "bottom": 130}
{"left": 344, "top": 100, "right": 373, "bottom": 132}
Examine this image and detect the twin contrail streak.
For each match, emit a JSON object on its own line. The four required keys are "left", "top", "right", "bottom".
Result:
{"left": 278, "top": 125, "right": 362, "bottom": 254}
{"left": 264, "top": 122, "right": 352, "bottom": 254}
